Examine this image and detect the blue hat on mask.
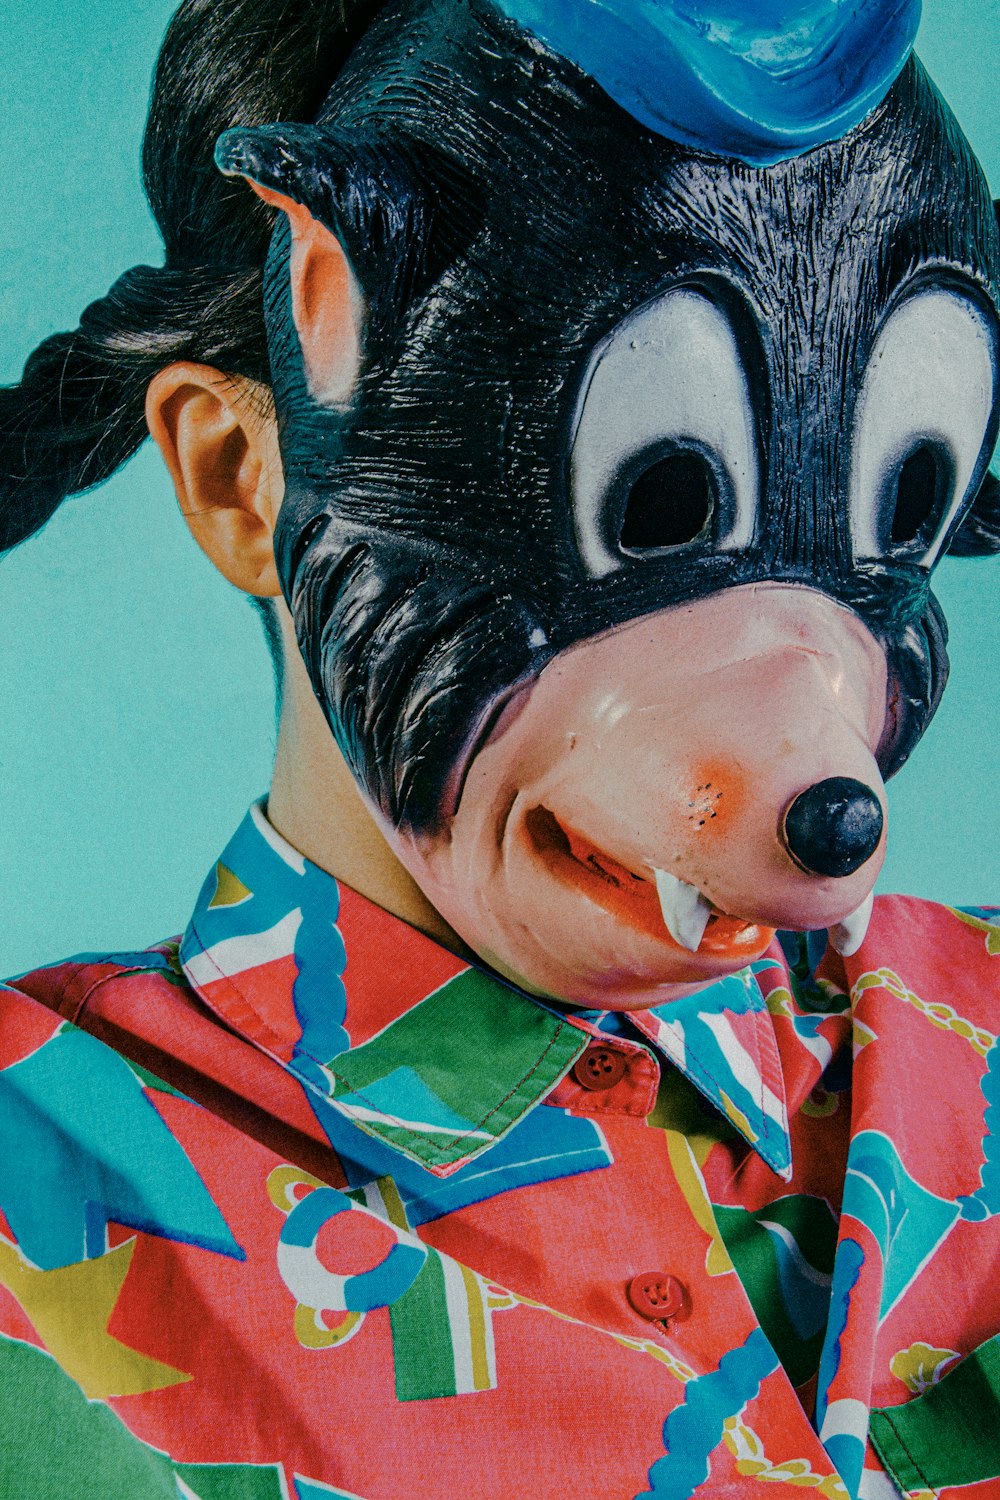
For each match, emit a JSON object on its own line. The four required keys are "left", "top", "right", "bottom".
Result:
{"left": 491, "top": 0, "right": 922, "bottom": 165}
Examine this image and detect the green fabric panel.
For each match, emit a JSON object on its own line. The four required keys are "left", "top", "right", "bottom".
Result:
{"left": 0, "top": 1334, "right": 178, "bottom": 1498}
{"left": 0, "top": 1332, "right": 306, "bottom": 1499}
{"left": 329, "top": 968, "right": 587, "bottom": 1164}
{"left": 174, "top": 1461, "right": 287, "bottom": 1498}
{"left": 755, "top": 1193, "right": 838, "bottom": 1266}
{"left": 389, "top": 1251, "right": 457, "bottom": 1402}
{"left": 123, "top": 1058, "right": 189, "bottom": 1100}
{"left": 870, "top": 1333, "right": 1000, "bottom": 1490}
{"left": 713, "top": 1195, "right": 838, "bottom": 1390}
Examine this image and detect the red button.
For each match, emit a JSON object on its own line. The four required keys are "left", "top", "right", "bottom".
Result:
{"left": 627, "top": 1272, "right": 691, "bottom": 1324}
{"left": 572, "top": 1046, "right": 627, "bottom": 1091}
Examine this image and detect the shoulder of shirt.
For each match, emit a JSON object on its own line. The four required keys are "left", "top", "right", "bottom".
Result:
{"left": 3, "top": 939, "right": 187, "bottom": 1020}
{"left": 866, "top": 894, "right": 1000, "bottom": 994}
{"left": 869, "top": 891, "right": 1000, "bottom": 938}
{"left": 871, "top": 893, "right": 999, "bottom": 917}
{"left": 4, "top": 894, "right": 999, "bottom": 1017}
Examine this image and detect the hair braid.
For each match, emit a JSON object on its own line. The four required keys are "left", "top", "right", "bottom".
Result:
{"left": 0, "top": 0, "right": 369, "bottom": 555}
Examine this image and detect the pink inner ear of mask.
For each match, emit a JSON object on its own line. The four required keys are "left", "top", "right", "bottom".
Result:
{"left": 246, "top": 180, "right": 362, "bottom": 405}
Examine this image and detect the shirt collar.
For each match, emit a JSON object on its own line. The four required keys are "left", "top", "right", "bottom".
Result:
{"left": 180, "top": 802, "right": 792, "bottom": 1180}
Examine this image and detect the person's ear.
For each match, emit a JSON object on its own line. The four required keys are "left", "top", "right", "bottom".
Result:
{"left": 145, "top": 366, "right": 284, "bottom": 596}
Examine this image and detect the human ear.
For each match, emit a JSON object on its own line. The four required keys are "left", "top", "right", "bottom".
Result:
{"left": 145, "top": 365, "right": 284, "bottom": 596}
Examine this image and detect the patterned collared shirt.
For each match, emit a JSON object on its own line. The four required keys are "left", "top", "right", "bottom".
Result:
{"left": 2, "top": 801, "right": 1000, "bottom": 1499}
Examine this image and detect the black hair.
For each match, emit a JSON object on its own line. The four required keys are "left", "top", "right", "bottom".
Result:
{"left": 0, "top": 0, "right": 375, "bottom": 610}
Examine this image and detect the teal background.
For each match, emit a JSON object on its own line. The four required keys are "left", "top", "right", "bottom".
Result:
{"left": 0, "top": 1, "right": 998, "bottom": 976}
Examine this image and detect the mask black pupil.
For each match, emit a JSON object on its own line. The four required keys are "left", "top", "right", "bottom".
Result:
{"left": 620, "top": 451, "right": 715, "bottom": 550}
{"left": 891, "top": 444, "right": 946, "bottom": 545}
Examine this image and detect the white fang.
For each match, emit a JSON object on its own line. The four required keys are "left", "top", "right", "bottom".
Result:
{"left": 653, "top": 869, "right": 713, "bottom": 952}
{"left": 830, "top": 890, "right": 874, "bottom": 957}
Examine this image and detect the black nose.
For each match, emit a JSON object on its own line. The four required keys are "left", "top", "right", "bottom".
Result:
{"left": 782, "top": 777, "right": 884, "bottom": 878}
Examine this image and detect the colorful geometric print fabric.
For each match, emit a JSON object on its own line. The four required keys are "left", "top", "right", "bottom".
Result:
{"left": 178, "top": 804, "right": 790, "bottom": 1179}
{"left": 1, "top": 807, "right": 999, "bottom": 1498}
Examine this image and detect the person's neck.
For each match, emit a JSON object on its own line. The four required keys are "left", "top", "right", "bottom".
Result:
{"left": 266, "top": 610, "right": 468, "bottom": 956}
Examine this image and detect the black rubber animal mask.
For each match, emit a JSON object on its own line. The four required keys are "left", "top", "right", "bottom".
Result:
{"left": 217, "top": 0, "right": 1000, "bottom": 1007}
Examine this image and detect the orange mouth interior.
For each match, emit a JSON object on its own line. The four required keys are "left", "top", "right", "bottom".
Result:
{"left": 524, "top": 806, "right": 774, "bottom": 959}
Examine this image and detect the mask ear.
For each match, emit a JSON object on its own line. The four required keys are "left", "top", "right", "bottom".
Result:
{"left": 217, "top": 121, "right": 481, "bottom": 381}
{"left": 947, "top": 470, "right": 1000, "bottom": 557}
{"left": 249, "top": 181, "right": 362, "bottom": 408}
{"left": 217, "top": 133, "right": 363, "bottom": 408}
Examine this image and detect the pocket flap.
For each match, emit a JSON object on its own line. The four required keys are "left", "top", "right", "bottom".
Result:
{"left": 870, "top": 1333, "right": 1000, "bottom": 1495}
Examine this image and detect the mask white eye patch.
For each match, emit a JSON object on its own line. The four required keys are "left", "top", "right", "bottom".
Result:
{"left": 570, "top": 288, "right": 759, "bottom": 576}
{"left": 849, "top": 287, "right": 998, "bottom": 566}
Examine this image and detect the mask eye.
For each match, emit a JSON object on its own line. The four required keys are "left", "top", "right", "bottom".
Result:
{"left": 620, "top": 447, "right": 718, "bottom": 550}
{"left": 888, "top": 443, "right": 952, "bottom": 546}
{"left": 850, "top": 288, "right": 999, "bottom": 565}
{"left": 570, "top": 288, "right": 760, "bottom": 576}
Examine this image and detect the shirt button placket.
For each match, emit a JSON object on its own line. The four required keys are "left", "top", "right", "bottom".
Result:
{"left": 572, "top": 1045, "right": 627, "bottom": 1091}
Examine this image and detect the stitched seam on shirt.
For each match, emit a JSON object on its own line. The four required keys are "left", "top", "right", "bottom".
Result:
{"left": 744, "top": 997, "right": 787, "bottom": 1152}
{"left": 658, "top": 995, "right": 791, "bottom": 1168}
{"left": 744, "top": 1008, "right": 785, "bottom": 1150}
{"left": 66, "top": 964, "right": 167, "bottom": 1026}
{"left": 184, "top": 926, "right": 581, "bottom": 1163}
{"left": 325, "top": 1022, "right": 578, "bottom": 1164}
{"left": 630, "top": 1009, "right": 771, "bottom": 1144}
{"left": 562, "top": 1091, "right": 651, "bottom": 1118}
{"left": 183, "top": 929, "right": 298, "bottom": 1058}
{"left": 33, "top": 962, "right": 99, "bottom": 1025}
{"left": 556, "top": 1054, "right": 659, "bottom": 1117}
{"left": 667, "top": 1036, "right": 771, "bottom": 1144}
{"left": 878, "top": 1409, "right": 931, "bottom": 1491}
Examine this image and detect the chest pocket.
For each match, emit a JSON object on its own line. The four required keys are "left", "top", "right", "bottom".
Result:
{"left": 869, "top": 1333, "right": 1000, "bottom": 1495}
